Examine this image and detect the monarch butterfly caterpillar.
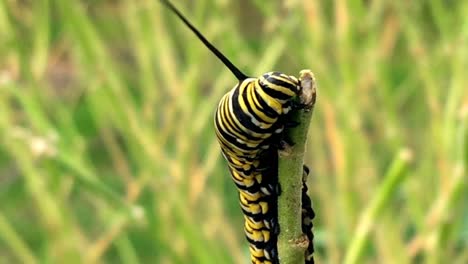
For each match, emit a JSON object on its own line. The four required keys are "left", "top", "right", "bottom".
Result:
{"left": 160, "top": 1, "right": 316, "bottom": 263}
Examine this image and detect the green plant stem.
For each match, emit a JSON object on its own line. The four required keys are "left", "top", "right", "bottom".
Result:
{"left": 343, "top": 149, "right": 413, "bottom": 264}
{"left": 277, "top": 71, "right": 316, "bottom": 264}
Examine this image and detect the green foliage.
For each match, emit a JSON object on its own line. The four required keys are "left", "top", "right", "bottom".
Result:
{"left": 0, "top": 1, "right": 466, "bottom": 263}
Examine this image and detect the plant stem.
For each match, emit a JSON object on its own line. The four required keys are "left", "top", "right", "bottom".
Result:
{"left": 277, "top": 70, "right": 317, "bottom": 264}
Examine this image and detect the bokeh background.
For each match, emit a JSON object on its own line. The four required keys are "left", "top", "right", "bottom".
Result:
{"left": 0, "top": 0, "right": 467, "bottom": 263}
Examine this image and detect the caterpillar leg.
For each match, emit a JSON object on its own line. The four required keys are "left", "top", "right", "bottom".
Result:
{"left": 268, "top": 121, "right": 294, "bottom": 155}
{"left": 257, "top": 113, "right": 297, "bottom": 153}
{"left": 284, "top": 120, "right": 300, "bottom": 128}
{"left": 302, "top": 165, "right": 315, "bottom": 264}
{"left": 303, "top": 165, "right": 310, "bottom": 178}
{"left": 275, "top": 114, "right": 298, "bottom": 155}
{"left": 291, "top": 100, "right": 309, "bottom": 111}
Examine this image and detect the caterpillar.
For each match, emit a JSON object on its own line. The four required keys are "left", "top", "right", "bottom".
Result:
{"left": 160, "top": 1, "right": 316, "bottom": 263}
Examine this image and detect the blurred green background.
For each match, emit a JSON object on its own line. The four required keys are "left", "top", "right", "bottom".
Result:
{"left": 0, "top": 0, "right": 467, "bottom": 263}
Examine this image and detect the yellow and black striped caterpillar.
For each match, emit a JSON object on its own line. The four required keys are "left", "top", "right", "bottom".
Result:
{"left": 160, "top": 1, "right": 315, "bottom": 263}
